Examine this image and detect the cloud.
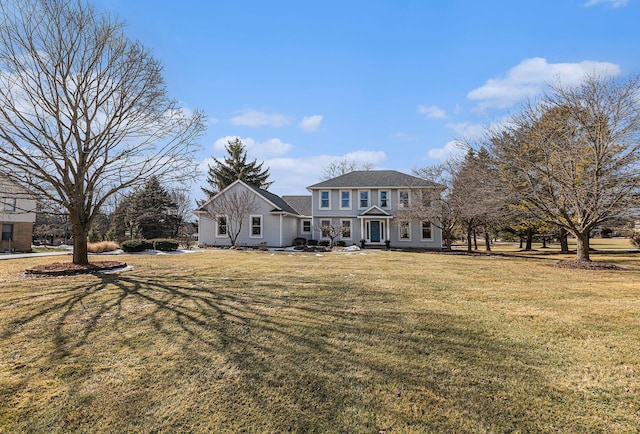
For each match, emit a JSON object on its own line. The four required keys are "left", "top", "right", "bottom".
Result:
{"left": 467, "top": 57, "right": 621, "bottom": 109}
{"left": 212, "top": 135, "right": 291, "bottom": 158}
{"left": 584, "top": 0, "right": 628, "bottom": 7}
{"left": 417, "top": 104, "right": 447, "bottom": 119}
{"left": 299, "top": 115, "right": 323, "bottom": 132}
{"left": 445, "top": 122, "right": 486, "bottom": 140}
{"left": 428, "top": 141, "right": 467, "bottom": 162}
{"left": 229, "top": 109, "right": 289, "bottom": 127}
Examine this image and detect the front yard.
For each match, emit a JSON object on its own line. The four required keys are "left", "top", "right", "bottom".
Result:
{"left": 1, "top": 249, "right": 639, "bottom": 432}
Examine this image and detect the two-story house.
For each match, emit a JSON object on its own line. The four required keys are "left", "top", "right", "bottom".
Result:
{"left": 0, "top": 175, "right": 37, "bottom": 252}
{"left": 196, "top": 170, "right": 443, "bottom": 249}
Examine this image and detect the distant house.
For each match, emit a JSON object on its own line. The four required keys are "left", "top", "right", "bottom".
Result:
{"left": 195, "top": 170, "right": 443, "bottom": 249}
{"left": 0, "top": 176, "right": 37, "bottom": 252}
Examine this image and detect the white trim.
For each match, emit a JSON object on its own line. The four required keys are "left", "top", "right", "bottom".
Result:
{"left": 340, "top": 219, "right": 352, "bottom": 239}
{"left": 379, "top": 190, "right": 390, "bottom": 209}
{"left": 320, "top": 219, "right": 331, "bottom": 238}
{"left": 319, "top": 190, "right": 331, "bottom": 209}
{"left": 421, "top": 221, "right": 433, "bottom": 241}
{"left": 215, "top": 215, "right": 228, "bottom": 238}
{"left": 301, "top": 219, "right": 312, "bottom": 233}
{"left": 398, "top": 221, "right": 411, "bottom": 241}
{"left": 339, "top": 190, "right": 352, "bottom": 210}
{"left": 398, "top": 190, "right": 410, "bottom": 209}
{"left": 358, "top": 190, "right": 370, "bottom": 209}
{"left": 249, "top": 214, "right": 263, "bottom": 238}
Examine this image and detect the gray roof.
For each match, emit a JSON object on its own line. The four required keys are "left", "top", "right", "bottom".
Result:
{"left": 282, "top": 195, "right": 312, "bottom": 216}
{"left": 247, "top": 184, "right": 302, "bottom": 215}
{"left": 307, "top": 170, "right": 439, "bottom": 190}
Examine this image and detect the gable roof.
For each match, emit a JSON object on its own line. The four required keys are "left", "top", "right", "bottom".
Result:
{"left": 306, "top": 170, "right": 439, "bottom": 190}
{"left": 282, "top": 195, "right": 312, "bottom": 216}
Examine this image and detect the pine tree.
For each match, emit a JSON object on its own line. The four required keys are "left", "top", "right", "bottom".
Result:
{"left": 202, "top": 138, "right": 272, "bottom": 198}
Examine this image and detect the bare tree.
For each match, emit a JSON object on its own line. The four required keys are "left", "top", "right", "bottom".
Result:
{"left": 315, "top": 220, "right": 345, "bottom": 248}
{"left": 0, "top": 0, "right": 204, "bottom": 264}
{"left": 489, "top": 74, "right": 640, "bottom": 262}
{"left": 320, "top": 157, "right": 374, "bottom": 180}
{"left": 204, "top": 190, "right": 257, "bottom": 247}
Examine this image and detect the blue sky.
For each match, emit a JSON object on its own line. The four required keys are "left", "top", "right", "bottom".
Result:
{"left": 98, "top": 0, "right": 639, "bottom": 199}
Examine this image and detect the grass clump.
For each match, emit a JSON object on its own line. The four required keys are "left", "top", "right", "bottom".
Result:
{"left": 0, "top": 250, "right": 639, "bottom": 432}
{"left": 87, "top": 241, "right": 120, "bottom": 253}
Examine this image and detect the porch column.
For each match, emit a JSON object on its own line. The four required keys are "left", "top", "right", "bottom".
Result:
{"left": 360, "top": 219, "right": 365, "bottom": 241}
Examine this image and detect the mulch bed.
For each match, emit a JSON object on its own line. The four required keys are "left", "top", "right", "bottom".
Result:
{"left": 24, "top": 261, "right": 128, "bottom": 276}
{"left": 554, "top": 260, "right": 622, "bottom": 270}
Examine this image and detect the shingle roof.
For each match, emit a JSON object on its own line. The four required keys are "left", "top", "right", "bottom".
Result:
{"left": 306, "top": 170, "right": 439, "bottom": 189}
{"left": 246, "top": 184, "right": 301, "bottom": 215}
{"left": 282, "top": 195, "right": 312, "bottom": 216}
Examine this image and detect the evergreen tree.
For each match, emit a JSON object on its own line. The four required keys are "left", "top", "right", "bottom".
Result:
{"left": 202, "top": 138, "right": 272, "bottom": 198}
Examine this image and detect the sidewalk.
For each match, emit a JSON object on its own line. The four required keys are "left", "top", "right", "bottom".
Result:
{"left": 0, "top": 251, "right": 72, "bottom": 260}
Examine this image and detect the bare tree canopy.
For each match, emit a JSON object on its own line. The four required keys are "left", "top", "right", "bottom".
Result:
{"left": 203, "top": 189, "right": 257, "bottom": 247}
{"left": 320, "top": 157, "right": 374, "bottom": 180}
{"left": 489, "top": 74, "right": 640, "bottom": 261}
{"left": 0, "top": 0, "right": 205, "bottom": 264}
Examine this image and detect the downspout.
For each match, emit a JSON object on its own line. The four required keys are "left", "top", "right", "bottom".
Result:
{"left": 279, "top": 213, "right": 283, "bottom": 247}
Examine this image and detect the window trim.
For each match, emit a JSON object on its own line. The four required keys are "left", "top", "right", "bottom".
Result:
{"left": 398, "top": 221, "right": 411, "bottom": 241}
{"left": 249, "top": 214, "right": 263, "bottom": 238}
{"left": 3, "top": 198, "right": 16, "bottom": 213}
{"left": 339, "top": 190, "right": 351, "bottom": 210}
{"left": 379, "top": 190, "right": 390, "bottom": 209}
{"left": 319, "top": 190, "right": 330, "bottom": 209}
{"left": 1, "top": 223, "right": 13, "bottom": 241}
{"left": 358, "top": 190, "right": 370, "bottom": 209}
{"left": 398, "top": 190, "right": 410, "bottom": 209}
{"left": 340, "top": 219, "right": 352, "bottom": 239}
{"left": 421, "top": 221, "right": 433, "bottom": 241}
{"left": 320, "top": 219, "right": 331, "bottom": 238}
{"left": 215, "top": 215, "right": 228, "bottom": 238}
{"left": 301, "top": 219, "right": 311, "bottom": 233}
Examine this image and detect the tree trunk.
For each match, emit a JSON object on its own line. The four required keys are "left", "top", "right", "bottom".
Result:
{"left": 525, "top": 228, "right": 534, "bottom": 250}
{"left": 559, "top": 228, "right": 569, "bottom": 253}
{"left": 466, "top": 226, "right": 473, "bottom": 253}
{"left": 473, "top": 230, "right": 478, "bottom": 250}
{"left": 575, "top": 232, "right": 591, "bottom": 262}
{"left": 484, "top": 231, "right": 491, "bottom": 251}
{"left": 443, "top": 229, "right": 452, "bottom": 251}
{"left": 72, "top": 224, "right": 89, "bottom": 265}
{"left": 519, "top": 237, "right": 523, "bottom": 249}
{"left": 541, "top": 236, "right": 547, "bottom": 248}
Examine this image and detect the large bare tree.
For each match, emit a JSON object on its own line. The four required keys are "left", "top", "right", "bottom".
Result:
{"left": 203, "top": 189, "right": 257, "bottom": 247}
{"left": 490, "top": 74, "right": 640, "bottom": 262}
{"left": 0, "top": 0, "right": 204, "bottom": 264}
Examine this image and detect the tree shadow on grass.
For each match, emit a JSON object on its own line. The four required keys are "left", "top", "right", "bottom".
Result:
{"left": 0, "top": 271, "right": 630, "bottom": 432}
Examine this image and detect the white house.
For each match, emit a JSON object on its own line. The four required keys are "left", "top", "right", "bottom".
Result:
{"left": 195, "top": 170, "right": 443, "bottom": 249}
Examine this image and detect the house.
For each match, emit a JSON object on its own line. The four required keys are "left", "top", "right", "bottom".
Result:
{"left": 195, "top": 170, "right": 443, "bottom": 249}
{"left": 0, "top": 175, "right": 37, "bottom": 252}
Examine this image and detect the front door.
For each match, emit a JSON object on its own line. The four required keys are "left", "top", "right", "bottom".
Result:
{"left": 370, "top": 221, "right": 381, "bottom": 242}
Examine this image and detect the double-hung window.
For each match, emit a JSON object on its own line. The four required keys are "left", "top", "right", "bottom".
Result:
{"left": 302, "top": 220, "right": 311, "bottom": 233}
{"left": 399, "top": 222, "right": 410, "bottom": 240}
{"left": 421, "top": 221, "right": 432, "bottom": 240}
{"left": 216, "top": 216, "right": 227, "bottom": 236}
{"left": 320, "top": 191, "right": 330, "bottom": 209}
{"left": 341, "top": 220, "right": 351, "bottom": 239}
{"left": 1, "top": 224, "right": 13, "bottom": 241}
{"left": 359, "top": 190, "right": 369, "bottom": 208}
{"left": 340, "top": 190, "right": 351, "bottom": 209}
{"left": 379, "top": 191, "right": 389, "bottom": 208}
{"left": 320, "top": 219, "right": 331, "bottom": 238}
{"left": 398, "top": 190, "right": 409, "bottom": 208}
{"left": 3, "top": 198, "right": 16, "bottom": 212}
{"left": 250, "top": 215, "right": 262, "bottom": 238}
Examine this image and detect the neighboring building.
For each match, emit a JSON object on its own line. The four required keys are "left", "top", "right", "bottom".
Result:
{"left": 196, "top": 170, "right": 443, "bottom": 249}
{"left": 0, "top": 176, "right": 37, "bottom": 252}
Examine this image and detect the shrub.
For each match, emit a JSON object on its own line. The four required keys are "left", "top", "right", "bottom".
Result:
{"left": 120, "top": 239, "right": 152, "bottom": 252}
{"left": 87, "top": 241, "right": 120, "bottom": 253}
{"left": 335, "top": 240, "right": 346, "bottom": 247}
{"left": 153, "top": 239, "right": 179, "bottom": 251}
{"left": 631, "top": 231, "right": 640, "bottom": 248}
{"left": 307, "top": 239, "right": 318, "bottom": 246}
{"left": 318, "top": 240, "right": 330, "bottom": 247}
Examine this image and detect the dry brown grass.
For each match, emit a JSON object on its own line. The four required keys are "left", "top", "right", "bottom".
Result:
{"left": 1, "top": 249, "right": 639, "bottom": 432}
{"left": 87, "top": 241, "right": 120, "bottom": 253}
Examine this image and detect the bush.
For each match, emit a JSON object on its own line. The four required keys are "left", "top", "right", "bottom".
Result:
{"left": 631, "top": 231, "right": 640, "bottom": 248}
{"left": 87, "top": 241, "right": 120, "bottom": 253}
{"left": 307, "top": 239, "right": 318, "bottom": 246}
{"left": 318, "top": 240, "right": 330, "bottom": 247}
{"left": 335, "top": 240, "right": 346, "bottom": 247}
{"left": 153, "top": 239, "right": 179, "bottom": 251}
{"left": 120, "top": 239, "right": 152, "bottom": 252}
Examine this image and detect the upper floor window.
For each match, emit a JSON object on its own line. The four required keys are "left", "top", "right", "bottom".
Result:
{"left": 320, "top": 191, "right": 330, "bottom": 209}
{"left": 250, "top": 215, "right": 263, "bottom": 238}
{"left": 340, "top": 190, "right": 351, "bottom": 209}
{"left": 3, "top": 198, "right": 16, "bottom": 212}
{"left": 421, "top": 221, "right": 432, "bottom": 240}
{"left": 379, "top": 191, "right": 389, "bottom": 208}
{"left": 398, "top": 190, "right": 409, "bottom": 208}
{"left": 359, "top": 190, "right": 369, "bottom": 208}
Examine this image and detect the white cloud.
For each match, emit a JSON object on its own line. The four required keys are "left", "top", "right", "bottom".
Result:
{"left": 229, "top": 109, "right": 289, "bottom": 127}
{"left": 212, "top": 135, "right": 291, "bottom": 158}
{"left": 428, "top": 141, "right": 467, "bottom": 162}
{"left": 468, "top": 57, "right": 621, "bottom": 109}
{"left": 417, "top": 104, "right": 447, "bottom": 119}
{"left": 299, "top": 115, "right": 323, "bottom": 132}
{"left": 584, "top": 0, "right": 628, "bottom": 7}
{"left": 445, "top": 122, "right": 486, "bottom": 140}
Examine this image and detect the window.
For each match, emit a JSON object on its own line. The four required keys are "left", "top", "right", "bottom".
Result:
{"left": 341, "top": 220, "right": 351, "bottom": 239}
{"left": 359, "top": 190, "right": 369, "bottom": 208}
{"left": 379, "top": 191, "right": 389, "bottom": 208}
{"left": 340, "top": 190, "right": 351, "bottom": 209}
{"left": 3, "top": 198, "right": 16, "bottom": 212}
{"left": 320, "top": 191, "right": 330, "bottom": 209}
{"left": 302, "top": 220, "right": 311, "bottom": 233}
{"left": 216, "top": 216, "right": 227, "bottom": 237}
{"left": 1, "top": 224, "right": 13, "bottom": 241}
{"left": 320, "top": 219, "right": 331, "bottom": 237}
{"left": 399, "top": 190, "right": 409, "bottom": 208}
{"left": 421, "top": 221, "right": 432, "bottom": 240}
{"left": 250, "top": 215, "right": 262, "bottom": 238}
{"left": 399, "top": 222, "right": 410, "bottom": 240}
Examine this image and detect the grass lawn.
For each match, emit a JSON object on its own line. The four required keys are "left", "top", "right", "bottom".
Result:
{"left": 1, "top": 249, "right": 639, "bottom": 432}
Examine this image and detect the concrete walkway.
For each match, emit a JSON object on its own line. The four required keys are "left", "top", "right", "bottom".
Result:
{"left": 0, "top": 251, "right": 72, "bottom": 260}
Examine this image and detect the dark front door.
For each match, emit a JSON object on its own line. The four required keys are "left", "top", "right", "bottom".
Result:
{"left": 370, "top": 221, "right": 381, "bottom": 242}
